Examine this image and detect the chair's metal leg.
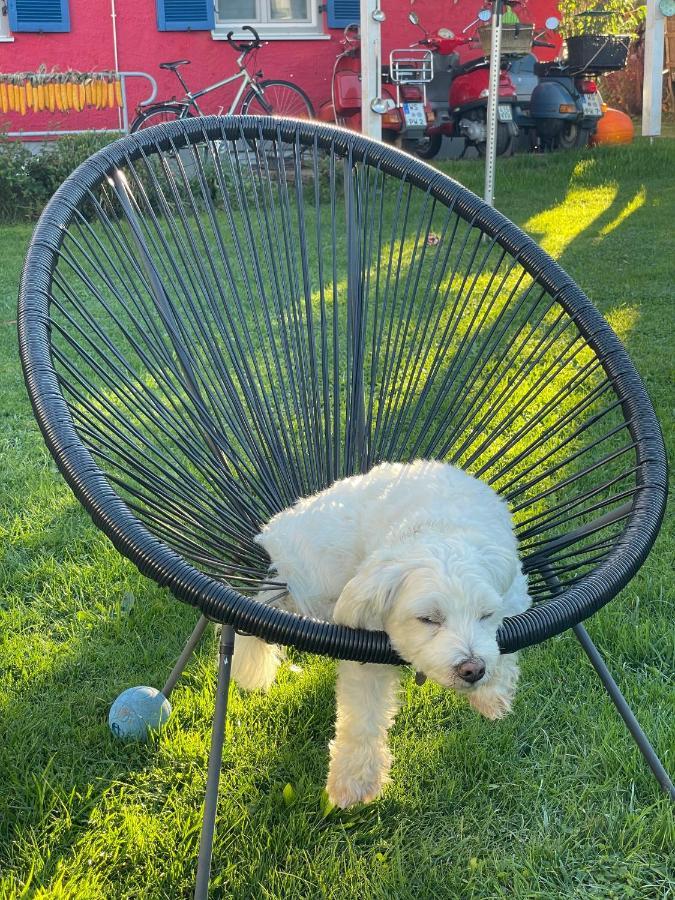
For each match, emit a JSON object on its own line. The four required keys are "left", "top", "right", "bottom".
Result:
{"left": 162, "top": 614, "right": 210, "bottom": 699}
{"left": 573, "top": 623, "right": 675, "bottom": 800}
{"left": 194, "top": 624, "right": 235, "bottom": 900}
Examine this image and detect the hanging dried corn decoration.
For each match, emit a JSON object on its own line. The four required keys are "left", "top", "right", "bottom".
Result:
{"left": 0, "top": 69, "right": 124, "bottom": 113}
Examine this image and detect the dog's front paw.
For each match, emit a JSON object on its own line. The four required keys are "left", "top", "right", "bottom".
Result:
{"left": 326, "top": 745, "right": 392, "bottom": 808}
{"left": 326, "top": 769, "right": 386, "bottom": 809}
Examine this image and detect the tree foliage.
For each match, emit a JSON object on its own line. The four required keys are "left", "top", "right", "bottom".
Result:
{"left": 558, "top": 0, "right": 645, "bottom": 38}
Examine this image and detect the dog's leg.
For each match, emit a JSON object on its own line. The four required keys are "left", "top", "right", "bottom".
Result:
{"left": 230, "top": 633, "right": 284, "bottom": 692}
{"left": 326, "top": 662, "right": 401, "bottom": 808}
{"left": 467, "top": 652, "right": 520, "bottom": 720}
{"left": 228, "top": 585, "right": 288, "bottom": 692}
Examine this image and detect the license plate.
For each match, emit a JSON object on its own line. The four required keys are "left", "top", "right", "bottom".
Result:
{"left": 581, "top": 93, "right": 602, "bottom": 117}
{"left": 402, "top": 102, "right": 427, "bottom": 128}
{"left": 497, "top": 104, "right": 513, "bottom": 122}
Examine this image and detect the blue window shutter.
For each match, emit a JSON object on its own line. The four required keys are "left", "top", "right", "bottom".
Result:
{"left": 7, "top": 0, "right": 70, "bottom": 32}
{"left": 326, "top": 0, "right": 359, "bottom": 29}
{"left": 157, "top": 0, "right": 215, "bottom": 30}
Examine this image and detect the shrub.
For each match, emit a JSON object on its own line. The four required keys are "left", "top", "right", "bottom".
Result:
{"left": 0, "top": 138, "right": 45, "bottom": 222}
{"left": 601, "top": 42, "right": 644, "bottom": 115}
{"left": 0, "top": 131, "right": 120, "bottom": 223}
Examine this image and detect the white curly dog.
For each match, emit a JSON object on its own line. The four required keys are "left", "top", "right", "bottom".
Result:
{"left": 231, "top": 459, "right": 531, "bottom": 809}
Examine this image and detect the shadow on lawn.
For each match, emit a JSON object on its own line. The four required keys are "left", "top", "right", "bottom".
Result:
{"left": 0, "top": 560, "right": 206, "bottom": 882}
{"left": 2, "top": 579, "right": 531, "bottom": 898}
{"left": 521, "top": 149, "right": 662, "bottom": 317}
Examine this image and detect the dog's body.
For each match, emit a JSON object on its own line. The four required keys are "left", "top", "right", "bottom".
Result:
{"left": 231, "top": 460, "right": 531, "bottom": 808}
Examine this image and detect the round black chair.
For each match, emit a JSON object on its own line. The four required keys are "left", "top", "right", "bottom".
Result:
{"left": 18, "top": 116, "right": 672, "bottom": 898}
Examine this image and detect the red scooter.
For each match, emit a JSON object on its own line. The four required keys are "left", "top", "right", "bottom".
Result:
{"left": 318, "top": 24, "right": 434, "bottom": 148}
{"left": 407, "top": 10, "right": 519, "bottom": 159}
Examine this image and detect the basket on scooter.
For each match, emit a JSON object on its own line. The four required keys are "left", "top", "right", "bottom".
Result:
{"left": 478, "top": 23, "right": 534, "bottom": 56}
{"left": 564, "top": 34, "right": 630, "bottom": 72}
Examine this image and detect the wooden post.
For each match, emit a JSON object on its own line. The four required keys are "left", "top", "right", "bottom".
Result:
{"left": 360, "top": 0, "right": 383, "bottom": 140}
{"left": 642, "top": 0, "right": 665, "bottom": 137}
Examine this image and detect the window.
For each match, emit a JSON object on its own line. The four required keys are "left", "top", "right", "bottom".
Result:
{"left": 215, "top": 0, "right": 327, "bottom": 39}
{"left": 157, "top": 0, "right": 214, "bottom": 31}
{"left": 326, "top": 0, "right": 359, "bottom": 28}
{"left": 7, "top": 0, "right": 70, "bottom": 32}
{"left": 0, "top": 4, "right": 13, "bottom": 40}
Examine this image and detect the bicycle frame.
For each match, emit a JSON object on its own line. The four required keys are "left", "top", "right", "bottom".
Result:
{"left": 170, "top": 51, "right": 267, "bottom": 116}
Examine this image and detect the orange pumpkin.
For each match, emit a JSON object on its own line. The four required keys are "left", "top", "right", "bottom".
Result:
{"left": 590, "top": 104, "right": 634, "bottom": 146}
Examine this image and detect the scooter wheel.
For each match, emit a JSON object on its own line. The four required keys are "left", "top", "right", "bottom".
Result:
{"left": 476, "top": 126, "right": 515, "bottom": 158}
{"left": 382, "top": 129, "right": 400, "bottom": 145}
{"left": 408, "top": 133, "right": 443, "bottom": 160}
{"left": 555, "top": 122, "right": 593, "bottom": 150}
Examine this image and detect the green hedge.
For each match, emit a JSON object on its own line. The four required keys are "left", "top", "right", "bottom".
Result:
{"left": 0, "top": 132, "right": 119, "bottom": 223}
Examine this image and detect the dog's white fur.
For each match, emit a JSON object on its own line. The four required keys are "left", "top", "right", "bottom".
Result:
{"left": 231, "top": 460, "right": 531, "bottom": 808}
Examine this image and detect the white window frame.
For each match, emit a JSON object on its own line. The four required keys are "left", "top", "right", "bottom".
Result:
{"left": 213, "top": 0, "right": 329, "bottom": 40}
{"left": 0, "top": 4, "right": 14, "bottom": 41}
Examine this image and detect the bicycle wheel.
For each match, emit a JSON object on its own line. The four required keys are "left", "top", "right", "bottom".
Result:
{"left": 130, "top": 103, "right": 192, "bottom": 133}
{"left": 241, "top": 80, "right": 314, "bottom": 120}
{"left": 241, "top": 81, "right": 314, "bottom": 159}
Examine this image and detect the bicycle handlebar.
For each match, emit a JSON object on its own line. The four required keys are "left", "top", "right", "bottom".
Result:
{"left": 533, "top": 39, "right": 556, "bottom": 48}
{"left": 226, "top": 25, "right": 262, "bottom": 53}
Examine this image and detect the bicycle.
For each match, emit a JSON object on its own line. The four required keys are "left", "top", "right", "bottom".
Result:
{"left": 130, "top": 25, "right": 314, "bottom": 132}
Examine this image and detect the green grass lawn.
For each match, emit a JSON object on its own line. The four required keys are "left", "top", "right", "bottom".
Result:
{"left": 1, "top": 137, "right": 673, "bottom": 899}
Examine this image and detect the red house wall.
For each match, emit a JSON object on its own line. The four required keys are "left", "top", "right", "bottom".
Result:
{"left": 0, "top": 0, "right": 561, "bottom": 136}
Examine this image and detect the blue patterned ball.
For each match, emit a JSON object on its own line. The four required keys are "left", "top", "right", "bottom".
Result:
{"left": 109, "top": 686, "right": 171, "bottom": 740}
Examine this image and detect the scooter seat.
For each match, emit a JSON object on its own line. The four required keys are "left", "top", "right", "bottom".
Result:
{"left": 534, "top": 62, "right": 569, "bottom": 77}
{"left": 451, "top": 57, "right": 509, "bottom": 77}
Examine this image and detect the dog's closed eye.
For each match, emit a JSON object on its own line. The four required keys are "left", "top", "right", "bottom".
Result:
{"left": 479, "top": 612, "right": 496, "bottom": 622}
{"left": 417, "top": 615, "right": 443, "bottom": 626}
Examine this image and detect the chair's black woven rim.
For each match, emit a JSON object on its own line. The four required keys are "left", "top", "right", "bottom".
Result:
{"left": 18, "top": 115, "right": 668, "bottom": 660}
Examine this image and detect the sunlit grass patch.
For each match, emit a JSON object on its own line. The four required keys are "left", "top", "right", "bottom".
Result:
{"left": 525, "top": 185, "right": 618, "bottom": 257}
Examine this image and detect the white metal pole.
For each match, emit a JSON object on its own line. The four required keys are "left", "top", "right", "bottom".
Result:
{"left": 360, "top": 0, "right": 383, "bottom": 140}
{"left": 111, "top": 0, "right": 123, "bottom": 131}
{"left": 642, "top": 0, "right": 665, "bottom": 137}
{"left": 484, "top": 0, "right": 503, "bottom": 207}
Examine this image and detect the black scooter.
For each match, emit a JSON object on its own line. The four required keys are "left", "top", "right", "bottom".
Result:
{"left": 509, "top": 16, "right": 605, "bottom": 150}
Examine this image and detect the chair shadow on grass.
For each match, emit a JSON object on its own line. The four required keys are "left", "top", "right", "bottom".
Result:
{"left": 0, "top": 577, "right": 392, "bottom": 896}
{"left": 0, "top": 536, "right": 573, "bottom": 900}
{"left": 0, "top": 548, "right": 199, "bottom": 875}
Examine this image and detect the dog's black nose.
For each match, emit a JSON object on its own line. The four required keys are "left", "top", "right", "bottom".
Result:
{"left": 456, "top": 659, "right": 486, "bottom": 684}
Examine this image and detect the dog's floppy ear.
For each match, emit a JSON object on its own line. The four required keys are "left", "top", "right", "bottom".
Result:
{"left": 475, "top": 542, "right": 519, "bottom": 596}
{"left": 333, "top": 552, "right": 407, "bottom": 630}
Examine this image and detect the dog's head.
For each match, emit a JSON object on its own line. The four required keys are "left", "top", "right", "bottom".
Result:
{"left": 333, "top": 538, "right": 526, "bottom": 692}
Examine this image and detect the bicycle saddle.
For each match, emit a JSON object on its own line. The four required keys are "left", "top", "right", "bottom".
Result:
{"left": 159, "top": 60, "right": 190, "bottom": 71}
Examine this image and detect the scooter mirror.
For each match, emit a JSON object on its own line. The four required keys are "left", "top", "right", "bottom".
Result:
{"left": 408, "top": 12, "right": 420, "bottom": 25}
{"left": 478, "top": 10, "right": 492, "bottom": 22}
{"left": 545, "top": 16, "right": 560, "bottom": 30}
